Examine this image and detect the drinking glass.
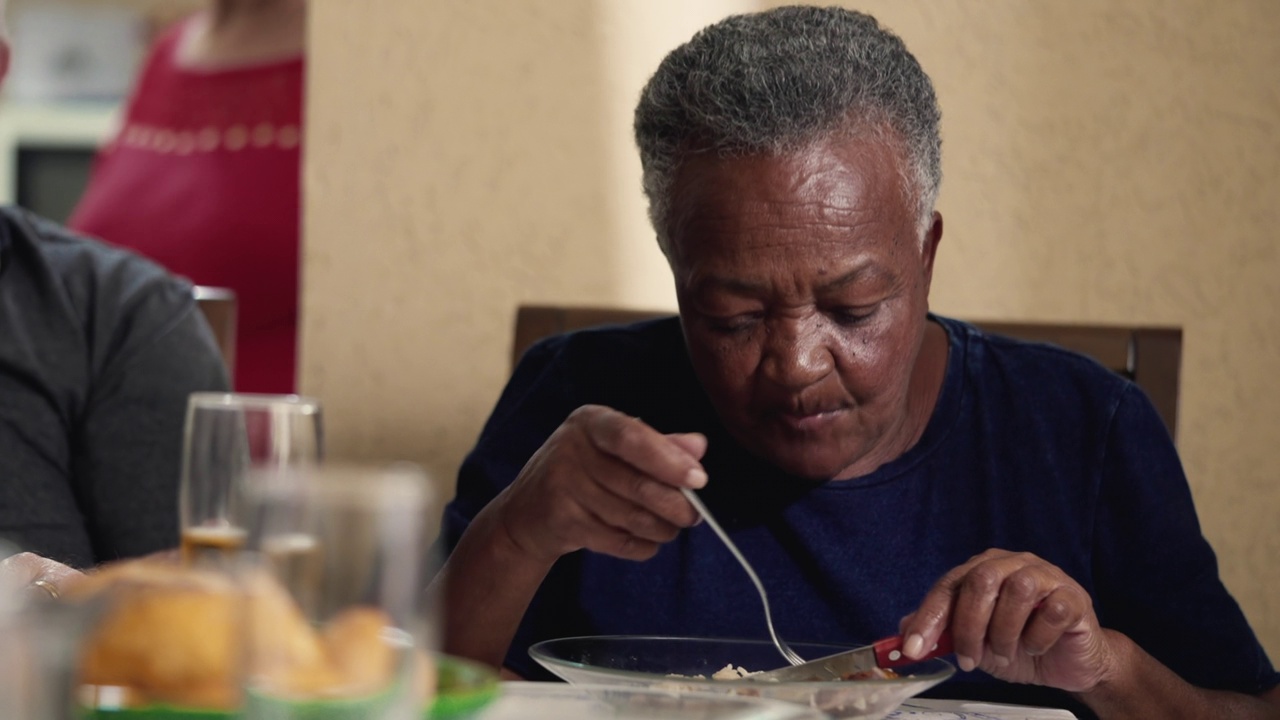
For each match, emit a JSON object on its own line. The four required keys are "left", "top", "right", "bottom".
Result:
{"left": 239, "top": 463, "right": 438, "bottom": 720}
{"left": 1, "top": 542, "right": 106, "bottom": 720}
{"left": 179, "top": 393, "right": 323, "bottom": 566}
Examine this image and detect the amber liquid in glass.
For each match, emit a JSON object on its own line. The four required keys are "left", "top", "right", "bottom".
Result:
{"left": 180, "top": 525, "right": 248, "bottom": 565}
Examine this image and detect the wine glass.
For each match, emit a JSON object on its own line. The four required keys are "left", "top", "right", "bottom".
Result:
{"left": 179, "top": 393, "right": 322, "bottom": 566}
{"left": 239, "top": 463, "right": 438, "bottom": 720}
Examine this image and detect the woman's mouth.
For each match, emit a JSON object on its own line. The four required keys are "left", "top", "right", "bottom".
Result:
{"left": 776, "top": 407, "right": 845, "bottom": 433}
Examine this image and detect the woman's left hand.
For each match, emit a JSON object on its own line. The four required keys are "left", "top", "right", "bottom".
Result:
{"left": 900, "top": 548, "right": 1120, "bottom": 692}
{"left": 0, "top": 551, "right": 84, "bottom": 601}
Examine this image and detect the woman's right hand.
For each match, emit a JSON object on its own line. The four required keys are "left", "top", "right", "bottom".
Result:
{"left": 483, "top": 404, "right": 708, "bottom": 565}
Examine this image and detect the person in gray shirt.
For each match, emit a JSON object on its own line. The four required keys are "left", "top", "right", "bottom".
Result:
{"left": 0, "top": 206, "right": 228, "bottom": 571}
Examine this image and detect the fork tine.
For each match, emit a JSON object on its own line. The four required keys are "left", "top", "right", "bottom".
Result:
{"left": 777, "top": 634, "right": 799, "bottom": 666}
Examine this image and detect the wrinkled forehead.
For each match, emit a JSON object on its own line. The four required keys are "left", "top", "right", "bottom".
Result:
{"left": 664, "top": 133, "right": 915, "bottom": 262}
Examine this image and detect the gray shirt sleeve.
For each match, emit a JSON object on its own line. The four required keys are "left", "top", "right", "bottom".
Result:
{"left": 0, "top": 207, "right": 229, "bottom": 566}
{"left": 71, "top": 277, "right": 229, "bottom": 562}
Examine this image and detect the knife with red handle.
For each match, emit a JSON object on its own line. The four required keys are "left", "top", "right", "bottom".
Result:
{"left": 870, "top": 630, "right": 955, "bottom": 668}
{"left": 752, "top": 630, "right": 954, "bottom": 681}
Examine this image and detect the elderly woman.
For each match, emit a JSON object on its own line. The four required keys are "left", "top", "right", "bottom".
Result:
{"left": 438, "top": 7, "right": 1279, "bottom": 718}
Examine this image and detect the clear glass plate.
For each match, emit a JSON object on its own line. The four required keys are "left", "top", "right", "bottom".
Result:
{"left": 529, "top": 635, "right": 955, "bottom": 720}
{"left": 485, "top": 682, "right": 827, "bottom": 720}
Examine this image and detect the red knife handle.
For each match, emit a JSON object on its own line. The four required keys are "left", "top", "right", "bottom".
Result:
{"left": 872, "top": 630, "right": 954, "bottom": 669}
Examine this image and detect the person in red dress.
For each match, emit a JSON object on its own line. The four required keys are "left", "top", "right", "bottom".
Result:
{"left": 70, "top": 0, "right": 306, "bottom": 394}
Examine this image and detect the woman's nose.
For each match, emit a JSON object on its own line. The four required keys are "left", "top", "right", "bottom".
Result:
{"left": 760, "top": 316, "right": 834, "bottom": 389}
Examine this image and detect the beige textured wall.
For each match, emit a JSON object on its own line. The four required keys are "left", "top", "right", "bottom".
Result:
{"left": 303, "top": 1, "right": 1280, "bottom": 658}
{"left": 300, "top": 1, "right": 751, "bottom": 479}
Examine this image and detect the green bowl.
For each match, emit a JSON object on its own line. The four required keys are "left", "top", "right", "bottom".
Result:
{"left": 81, "top": 654, "right": 501, "bottom": 720}
{"left": 80, "top": 706, "right": 229, "bottom": 720}
{"left": 244, "top": 682, "right": 399, "bottom": 720}
{"left": 428, "top": 655, "right": 501, "bottom": 720}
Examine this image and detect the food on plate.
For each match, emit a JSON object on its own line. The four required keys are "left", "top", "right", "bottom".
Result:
{"left": 712, "top": 664, "right": 758, "bottom": 680}
{"left": 842, "top": 668, "right": 899, "bottom": 681}
{"left": 674, "top": 663, "right": 900, "bottom": 683}
{"left": 66, "top": 559, "right": 434, "bottom": 709}
{"left": 669, "top": 663, "right": 760, "bottom": 681}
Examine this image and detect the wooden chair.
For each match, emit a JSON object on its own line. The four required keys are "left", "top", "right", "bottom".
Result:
{"left": 511, "top": 304, "right": 1182, "bottom": 439}
{"left": 194, "top": 285, "right": 237, "bottom": 382}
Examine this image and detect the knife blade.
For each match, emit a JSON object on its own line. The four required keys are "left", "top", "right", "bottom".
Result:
{"left": 750, "top": 631, "right": 953, "bottom": 682}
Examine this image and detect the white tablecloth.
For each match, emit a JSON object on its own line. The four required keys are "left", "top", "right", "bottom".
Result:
{"left": 890, "top": 698, "right": 1077, "bottom": 719}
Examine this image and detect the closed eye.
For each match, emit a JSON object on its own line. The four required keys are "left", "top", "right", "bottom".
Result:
{"left": 706, "top": 312, "right": 764, "bottom": 334}
{"left": 828, "top": 305, "right": 878, "bottom": 327}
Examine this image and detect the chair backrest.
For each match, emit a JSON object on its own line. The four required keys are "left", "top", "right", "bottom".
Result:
{"left": 193, "top": 285, "right": 237, "bottom": 382}
{"left": 512, "top": 304, "right": 1182, "bottom": 439}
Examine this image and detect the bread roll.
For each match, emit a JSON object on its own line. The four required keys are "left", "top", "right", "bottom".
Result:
{"left": 69, "top": 559, "right": 434, "bottom": 709}
{"left": 72, "top": 561, "right": 243, "bottom": 709}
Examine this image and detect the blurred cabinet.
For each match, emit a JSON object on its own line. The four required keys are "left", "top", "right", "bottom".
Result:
{"left": 0, "top": 0, "right": 186, "bottom": 219}
{"left": 0, "top": 102, "right": 115, "bottom": 221}
{"left": 4, "top": 0, "right": 145, "bottom": 103}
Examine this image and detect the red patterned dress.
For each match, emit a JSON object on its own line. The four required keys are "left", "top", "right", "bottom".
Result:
{"left": 70, "top": 19, "right": 303, "bottom": 393}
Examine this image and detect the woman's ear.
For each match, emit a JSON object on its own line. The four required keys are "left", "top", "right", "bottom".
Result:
{"left": 920, "top": 211, "right": 943, "bottom": 296}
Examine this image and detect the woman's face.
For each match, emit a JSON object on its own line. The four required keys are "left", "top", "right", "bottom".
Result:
{"left": 668, "top": 134, "right": 941, "bottom": 480}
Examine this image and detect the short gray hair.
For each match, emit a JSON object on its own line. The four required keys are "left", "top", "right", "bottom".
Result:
{"left": 634, "top": 6, "right": 942, "bottom": 256}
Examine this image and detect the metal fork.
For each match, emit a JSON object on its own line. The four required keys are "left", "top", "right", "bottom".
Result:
{"left": 682, "top": 488, "right": 806, "bottom": 667}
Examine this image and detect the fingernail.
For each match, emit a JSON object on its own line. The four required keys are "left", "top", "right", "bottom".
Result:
{"left": 991, "top": 654, "right": 1010, "bottom": 668}
{"left": 903, "top": 633, "right": 924, "bottom": 659}
{"left": 957, "top": 655, "right": 976, "bottom": 672}
{"left": 685, "top": 468, "right": 707, "bottom": 489}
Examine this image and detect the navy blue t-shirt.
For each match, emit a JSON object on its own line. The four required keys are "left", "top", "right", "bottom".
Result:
{"left": 444, "top": 315, "right": 1278, "bottom": 715}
